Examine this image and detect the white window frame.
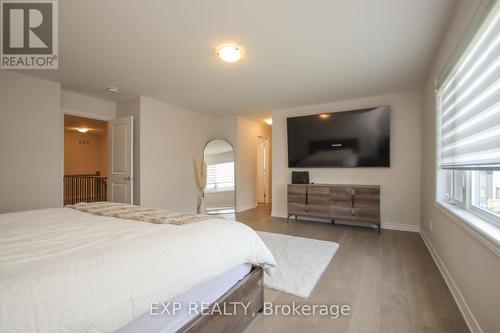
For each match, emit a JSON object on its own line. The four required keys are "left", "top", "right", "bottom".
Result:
{"left": 470, "top": 170, "right": 500, "bottom": 227}
{"left": 445, "top": 170, "right": 500, "bottom": 226}
{"left": 434, "top": 0, "right": 500, "bottom": 252}
{"left": 449, "top": 170, "right": 466, "bottom": 205}
{"left": 438, "top": 170, "right": 500, "bottom": 253}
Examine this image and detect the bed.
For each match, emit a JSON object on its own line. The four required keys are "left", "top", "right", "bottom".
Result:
{"left": 0, "top": 206, "right": 275, "bottom": 333}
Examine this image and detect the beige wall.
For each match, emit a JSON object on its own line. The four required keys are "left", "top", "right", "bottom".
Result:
{"left": 420, "top": 1, "right": 500, "bottom": 332}
{"left": 235, "top": 117, "right": 272, "bottom": 212}
{"left": 271, "top": 91, "right": 421, "bottom": 230}
{"left": 0, "top": 71, "right": 62, "bottom": 213}
{"left": 62, "top": 90, "right": 116, "bottom": 119}
{"left": 64, "top": 130, "right": 107, "bottom": 176}
{"left": 139, "top": 97, "right": 220, "bottom": 212}
{"left": 117, "top": 97, "right": 241, "bottom": 211}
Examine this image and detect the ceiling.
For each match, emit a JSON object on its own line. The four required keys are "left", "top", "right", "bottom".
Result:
{"left": 26, "top": 0, "right": 456, "bottom": 116}
{"left": 64, "top": 115, "right": 107, "bottom": 135}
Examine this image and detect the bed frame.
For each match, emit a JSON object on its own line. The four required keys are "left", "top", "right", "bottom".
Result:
{"left": 178, "top": 265, "right": 264, "bottom": 333}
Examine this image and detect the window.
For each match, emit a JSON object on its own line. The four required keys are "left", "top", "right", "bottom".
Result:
{"left": 450, "top": 170, "right": 465, "bottom": 203}
{"left": 437, "top": 1, "right": 500, "bottom": 231}
{"left": 471, "top": 170, "right": 500, "bottom": 224}
{"left": 205, "top": 162, "right": 235, "bottom": 192}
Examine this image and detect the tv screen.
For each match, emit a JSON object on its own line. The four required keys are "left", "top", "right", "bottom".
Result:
{"left": 287, "top": 106, "right": 390, "bottom": 168}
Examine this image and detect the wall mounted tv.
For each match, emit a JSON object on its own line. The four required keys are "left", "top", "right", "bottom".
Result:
{"left": 287, "top": 106, "right": 390, "bottom": 168}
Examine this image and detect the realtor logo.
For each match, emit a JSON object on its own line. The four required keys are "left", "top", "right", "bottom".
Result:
{"left": 1, "top": 0, "right": 58, "bottom": 69}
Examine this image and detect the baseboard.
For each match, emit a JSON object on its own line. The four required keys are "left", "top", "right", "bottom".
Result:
{"left": 420, "top": 231, "right": 483, "bottom": 333}
{"left": 236, "top": 203, "right": 258, "bottom": 213}
{"left": 381, "top": 222, "right": 420, "bottom": 232}
{"left": 271, "top": 211, "right": 287, "bottom": 218}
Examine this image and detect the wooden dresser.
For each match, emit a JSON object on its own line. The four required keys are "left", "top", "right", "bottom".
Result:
{"left": 287, "top": 184, "right": 381, "bottom": 232}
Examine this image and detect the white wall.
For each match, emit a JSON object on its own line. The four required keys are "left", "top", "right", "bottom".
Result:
{"left": 0, "top": 71, "right": 62, "bottom": 213}
{"left": 271, "top": 91, "right": 421, "bottom": 230}
{"left": 62, "top": 90, "right": 116, "bottom": 119}
{"left": 116, "top": 98, "right": 245, "bottom": 212}
{"left": 235, "top": 117, "right": 272, "bottom": 212}
{"left": 0, "top": 74, "right": 257, "bottom": 215}
{"left": 420, "top": 1, "right": 500, "bottom": 332}
{"left": 213, "top": 115, "right": 271, "bottom": 212}
{"left": 139, "top": 97, "right": 221, "bottom": 212}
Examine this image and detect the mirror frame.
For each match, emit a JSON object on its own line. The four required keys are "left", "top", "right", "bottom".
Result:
{"left": 203, "top": 138, "right": 236, "bottom": 214}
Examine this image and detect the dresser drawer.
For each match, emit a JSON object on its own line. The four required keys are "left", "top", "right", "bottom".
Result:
{"left": 288, "top": 202, "right": 306, "bottom": 215}
{"left": 288, "top": 185, "right": 306, "bottom": 194}
{"left": 307, "top": 204, "right": 331, "bottom": 217}
{"left": 330, "top": 186, "right": 353, "bottom": 200}
{"left": 308, "top": 186, "right": 330, "bottom": 204}
{"left": 287, "top": 185, "right": 306, "bottom": 215}
{"left": 353, "top": 186, "right": 380, "bottom": 208}
{"left": 288, "top": 185, "right": 306, "bottom": 203}
{"left": 353, "top": 207, "right": 380, "bottom": 221}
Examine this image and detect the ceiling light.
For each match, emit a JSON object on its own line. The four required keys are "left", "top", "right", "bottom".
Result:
{"left": 319, "top": 114, "right": 331, "bottom": 119}
{"left": 77, "top": 128, "right": 89, "bottom": 133}
{"left": 265, "top": 118, "right": 273, "bottom": 125}
{"left": 106, "top": 86, "right": 119, "bottom": 93}
{"left": 217, "top": 45, "right": 244, "bottom": 63}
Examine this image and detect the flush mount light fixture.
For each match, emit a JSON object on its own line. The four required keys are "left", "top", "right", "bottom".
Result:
{"left": 217, "top": 45, "right": 244, "bottom": 63}
{"left": 264, "top": 118, "right": 273, "bottom": 125}
{"left": 106, "top": 86, "right": 119, "bottom": 93}
{"left": 77, "top": 128, "right": 89, "bottom": 133}
{"left": 319, "top": 114, "right": 331, "bottom": 119}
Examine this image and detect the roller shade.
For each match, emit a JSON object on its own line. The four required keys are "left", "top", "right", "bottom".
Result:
{"left": 206, "top": 162, "right": 234, "bottom": 192}
{"left": 438, "top": 1, "right": 500, "bottom": 170}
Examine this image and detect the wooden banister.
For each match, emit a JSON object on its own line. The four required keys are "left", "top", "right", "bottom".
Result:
{"left": 64, "top": 175, "right": 107, "bottom": 205}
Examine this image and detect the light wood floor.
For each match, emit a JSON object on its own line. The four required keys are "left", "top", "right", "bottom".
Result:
{"left": 236, "top": 204, "right": 468, "bottom": 333}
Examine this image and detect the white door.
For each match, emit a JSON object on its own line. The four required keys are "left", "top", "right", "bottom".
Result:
{"left": 108, "top": 116, "right": 133, "bottom": 204}
{"left": 257, "top": 137, "right": 268, "bottom": 203}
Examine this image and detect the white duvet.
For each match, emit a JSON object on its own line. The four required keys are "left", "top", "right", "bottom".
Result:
{"left": 0, "top": 208, "right": 275, "bottom": 333}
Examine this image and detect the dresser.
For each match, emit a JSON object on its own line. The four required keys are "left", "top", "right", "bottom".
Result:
{"left": 287, "top": 184, "right": 381, "bottom": 232}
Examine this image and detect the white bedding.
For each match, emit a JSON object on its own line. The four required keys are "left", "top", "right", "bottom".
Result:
{"left": 0, "top": 208, "right": 275, "bottom": 333}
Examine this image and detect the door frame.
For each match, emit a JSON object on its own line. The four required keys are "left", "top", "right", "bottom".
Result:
{"left": 60, "top": 108, "right": 114, "bottom": 206}
{"left": 256, "top": 136, "right": 270, "bottom": 204}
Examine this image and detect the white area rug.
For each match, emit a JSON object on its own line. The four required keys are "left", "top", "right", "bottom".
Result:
{"left": 257, "top": 231, "right": 339, "bottom": 298}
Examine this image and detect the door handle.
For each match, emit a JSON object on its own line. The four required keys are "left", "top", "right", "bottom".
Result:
{"left": 124, "top": 176, "right": 134, "bottom": 181}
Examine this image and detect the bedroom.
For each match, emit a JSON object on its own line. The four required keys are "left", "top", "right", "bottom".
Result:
{"left": 0, "top": 0, "right": 499, "bottom": 333}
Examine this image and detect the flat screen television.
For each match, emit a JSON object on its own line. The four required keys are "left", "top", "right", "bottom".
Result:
{"left": 287, "top": 106, "right": 390, "bottom": 168}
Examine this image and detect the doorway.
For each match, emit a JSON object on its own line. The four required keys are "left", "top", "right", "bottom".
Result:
{"left": 63, "top": 115, "right": 108, "bottom": 205}
{"left": 63, "top": 113, "right": 134, "bottom": 205}
{"left": 257, "top": 136, "right": 270, "bottom": 204}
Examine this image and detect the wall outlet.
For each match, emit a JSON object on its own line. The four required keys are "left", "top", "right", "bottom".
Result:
{"left": 429, "top": 220, "right": 433, "bottom": 231}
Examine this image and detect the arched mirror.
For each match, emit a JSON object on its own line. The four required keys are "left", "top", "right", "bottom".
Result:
{"left": 203, "top": 139, "right": 235, "bottom": 214}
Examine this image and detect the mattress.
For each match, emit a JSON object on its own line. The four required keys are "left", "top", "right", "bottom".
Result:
{"left": 0, "top": 208, "right": 275, "bottom": 332}
{"left": 116, "top": 264, "right": 252, "bottom": 333}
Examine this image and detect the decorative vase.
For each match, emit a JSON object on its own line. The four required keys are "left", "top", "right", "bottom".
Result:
{"left": 198, "top": 194, "right": 206, "bottom": 214}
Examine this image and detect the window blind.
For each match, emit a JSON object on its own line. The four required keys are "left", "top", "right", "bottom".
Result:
{"left": 438, "top": 1, "right": 500, "bottom": 170}
{"left": 206, "top": 162, "right": 234, "bottom": 191}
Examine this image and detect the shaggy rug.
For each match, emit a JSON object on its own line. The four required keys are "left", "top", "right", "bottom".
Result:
{"left": 257, "top": 231, "right": 339, "bottom": 298}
